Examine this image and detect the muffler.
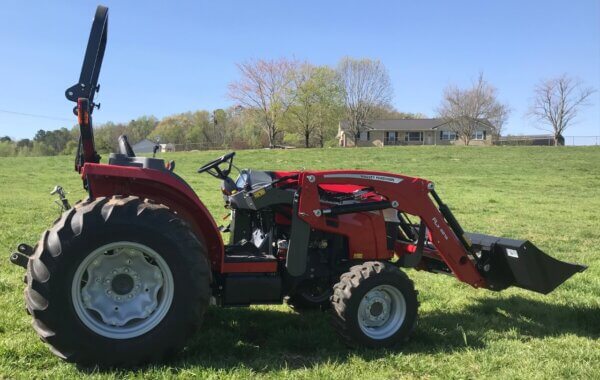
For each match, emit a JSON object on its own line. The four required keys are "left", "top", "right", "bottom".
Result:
{"left": 466, "top": 233, "right": 587, "bottom": 294}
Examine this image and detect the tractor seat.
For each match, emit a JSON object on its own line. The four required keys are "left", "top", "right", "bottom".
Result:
{"left": 235, "top": 169, "right": 275, "bottom": 190}
{"left": 108, "top": 153, "right": 168, "bottom": 171}
{"left": 108, "top": 135, "right": 168, "bottom": 171}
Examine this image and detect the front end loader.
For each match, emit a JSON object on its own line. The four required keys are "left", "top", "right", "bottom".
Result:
{"left": 9, "top": 5, "right": 586, "bottom": 367}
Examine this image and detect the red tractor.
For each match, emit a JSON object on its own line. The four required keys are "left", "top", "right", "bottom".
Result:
{"left": 10, "top": 6, "right": 586, "bottom": 366}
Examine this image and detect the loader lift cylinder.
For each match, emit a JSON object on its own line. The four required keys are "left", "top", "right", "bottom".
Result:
{"left": 429, "top": 189, "right": 472, "bottom": 251}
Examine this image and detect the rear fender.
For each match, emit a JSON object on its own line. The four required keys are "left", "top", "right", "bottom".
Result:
{"left": 81, "top": 163, "right": 224, "bottom": 271}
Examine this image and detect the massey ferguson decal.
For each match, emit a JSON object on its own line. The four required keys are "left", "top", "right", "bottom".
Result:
{"left": 323, "top": 173, "right": 403, "bottom": 184}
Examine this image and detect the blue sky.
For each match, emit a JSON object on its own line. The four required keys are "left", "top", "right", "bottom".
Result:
{"left": 0, "top": 0, "right": 599, "bottom": 140}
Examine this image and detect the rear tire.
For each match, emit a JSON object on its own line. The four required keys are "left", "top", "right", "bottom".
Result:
{"left": 330, "top": 261, "right": 418, "bottom": 347}
{"left": 25, "top": 196, "right": 211, "bottom": 367}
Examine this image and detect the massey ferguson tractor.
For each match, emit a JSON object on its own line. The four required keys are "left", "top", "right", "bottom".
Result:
{"left": 10, "top": 6, "right": 586, "bottom": 366}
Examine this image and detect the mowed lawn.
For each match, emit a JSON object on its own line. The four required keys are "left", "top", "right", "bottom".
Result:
{"left": 0, "top": 146, "right": 598, "bottom": 379}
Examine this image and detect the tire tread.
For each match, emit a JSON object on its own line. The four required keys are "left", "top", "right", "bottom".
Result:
{"left": 25, "top": 196, "right": 211, "bottom": 367}
{"left": 330, "top": 261, "right": 418, "bottom": 347}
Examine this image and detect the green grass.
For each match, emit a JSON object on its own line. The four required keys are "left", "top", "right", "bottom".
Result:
{"left": 0, "top": 146, "right": 599, "bottom": 379}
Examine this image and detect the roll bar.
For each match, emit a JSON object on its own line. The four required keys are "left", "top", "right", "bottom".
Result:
{"left": 68, "top": 5, "right": 108, "bottom": 172}
{"left": 65, "top": 5, "right": 108, "bottom": 112}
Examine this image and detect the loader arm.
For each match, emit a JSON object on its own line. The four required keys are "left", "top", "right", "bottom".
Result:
{"left": 296, "top": 170, "right": 487, "bottom": 289}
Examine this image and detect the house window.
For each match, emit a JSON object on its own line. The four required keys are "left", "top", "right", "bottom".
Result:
{"left": 472, "top": 130, "right": 486, "bottom": 140}
{"left": 359, "top": 131, "right": 369, "bottom": 141}
{"left": 440, "top": 131, "right": 457, "bottom": 140}
{"left": 405, "top": 132, "right": 423, "bottom": 142}
{"left": 385, "top": 131, "right": 397, "bottom": 142}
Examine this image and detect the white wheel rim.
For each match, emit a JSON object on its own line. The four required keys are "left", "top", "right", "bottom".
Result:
{"left": 357, "top": 284, "right": 406, "bottom": 340}
{"left": 71, "top": 241, "right": 174, "bottom": 339}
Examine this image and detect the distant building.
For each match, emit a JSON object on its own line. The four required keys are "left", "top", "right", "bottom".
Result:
{"left": 159, "top": 143, "right": 175, "bottom": 152}
{"left": 496, "top": 134, "right": 560, "bottom": 146}
{"left": 337, "top": 118, "right": 494, "bottom": 147}
{"left": 131, "top": 139, "right": 157, "bottom": 153}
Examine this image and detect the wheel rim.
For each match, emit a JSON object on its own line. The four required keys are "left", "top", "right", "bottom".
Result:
{"left": 357, "top": 284, "right": 406, "bottom": 340}
{"left": 71, "top": 241, "right": 174, "bottom": 339}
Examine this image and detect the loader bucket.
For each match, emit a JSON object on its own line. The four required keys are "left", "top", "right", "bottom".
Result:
{"left": 466, "top": 233, "right": 587, "bottom": 294}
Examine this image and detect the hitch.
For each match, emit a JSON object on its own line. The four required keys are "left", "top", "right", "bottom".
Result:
{"left": 10, "top": 243, "right": 34, "bottom": 269}
{"left": 51, "top": 185, "right": 71, "bottom": 211}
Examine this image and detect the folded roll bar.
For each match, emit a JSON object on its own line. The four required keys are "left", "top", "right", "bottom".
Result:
{"left": 67, "top": 5, "right": 108, "bottom": 172}
{"left": 65, "top": 5, "right": 108, "bottom": 112}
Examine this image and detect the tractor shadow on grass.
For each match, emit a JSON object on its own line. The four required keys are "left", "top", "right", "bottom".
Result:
{"left": 164, "top": 295, "right": 599, "bottom": 373}
{"left": 410, "top": 295, "right": 600, "bottom": 352}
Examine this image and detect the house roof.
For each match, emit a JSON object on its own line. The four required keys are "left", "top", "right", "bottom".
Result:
{"left": 339, "top": 118, "right": 493, "bottom": 132}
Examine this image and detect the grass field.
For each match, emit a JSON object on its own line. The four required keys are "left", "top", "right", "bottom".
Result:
{"left": 0, "top": 146, "right": 598, "bottom": 379}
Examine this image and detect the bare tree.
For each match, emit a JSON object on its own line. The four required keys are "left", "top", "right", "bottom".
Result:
{"left": 373, "top": 104, "right": 427, "bottom": 119}
{"left": 528, "top": 74, "right": 596, "bottom": 146}
{"left": 488, "top": 107, "right": 509, "bottom": 140}
{"left": 228, "top": 58, "right": 299, "bottom": 147}
{"left": 438, "top": 73, "right": 510, "bottom": 145}
{"left": 337, "top": 58, "right": 393, "bottom": 146}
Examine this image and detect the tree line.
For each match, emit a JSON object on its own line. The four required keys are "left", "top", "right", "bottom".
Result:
{"left": 0, "top": 57, "right": 594, "bottom": 156}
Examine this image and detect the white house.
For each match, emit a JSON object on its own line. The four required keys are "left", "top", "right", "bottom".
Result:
{"left": 337, "top": 118, "right": 494, "bottom": 147}
{"left": 159, "top": 143, "right": 175, "bottom": 152}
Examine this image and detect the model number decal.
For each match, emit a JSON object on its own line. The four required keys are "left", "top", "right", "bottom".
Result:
{"left": 432, "top": 217, "right": 449, "bottom": 240}
{"left": 323, "top": 173, "right": 403, "bottom": 183}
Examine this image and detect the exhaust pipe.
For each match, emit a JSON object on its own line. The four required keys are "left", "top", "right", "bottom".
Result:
{"left": 467, "top": 233, "right": 587, "bottom": 294}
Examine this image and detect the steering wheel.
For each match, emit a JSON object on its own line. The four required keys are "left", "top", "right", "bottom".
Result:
{"left": 197, "top": 152, "right": 236, "bottom": 179}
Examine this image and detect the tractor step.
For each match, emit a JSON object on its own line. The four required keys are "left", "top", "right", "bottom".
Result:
{"left": 224, "top": 253, "right": 277, "bottom": 263}
{"left": 224, "top": 242, "right": 276, "bottom": 263}
{"left": 221, "top": 274, "right": 282, "bottom": 305}
{"left": 467, "top": 233, "right": 587, "bottom": 294}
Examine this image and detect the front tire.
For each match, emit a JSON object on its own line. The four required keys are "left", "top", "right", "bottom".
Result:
{"left": 330, "top": 262, "right": 418, "bottom": 347}
{"left": 25, "top": 196, "right": 211, "bottom": 366}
